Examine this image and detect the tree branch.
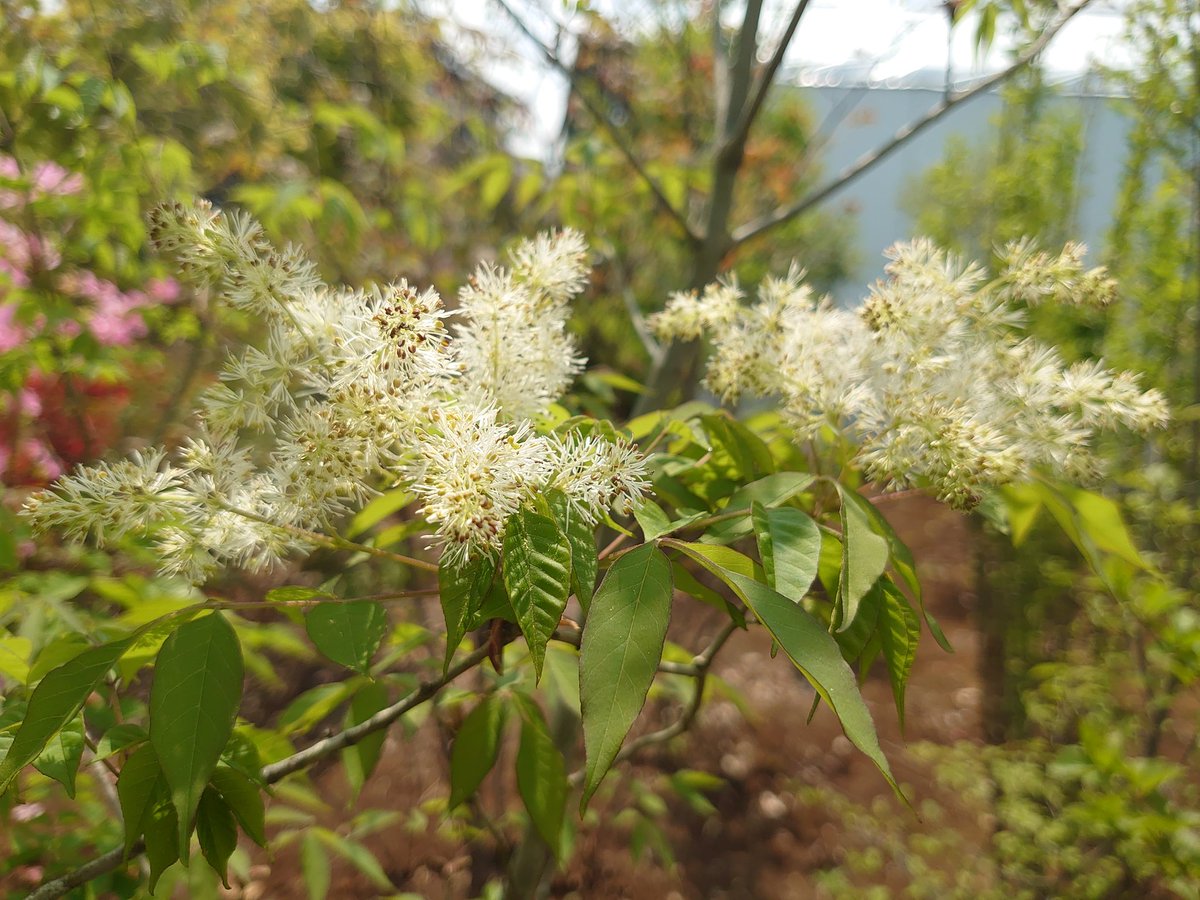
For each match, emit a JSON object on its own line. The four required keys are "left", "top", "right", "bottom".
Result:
{"left": 492, "top": 0, "right": 700, "bottom": 244}
{"left": 730, "top": 0, "right": 1095, "bottom": 247}
{"left": 28, "top": 644, "right": 493, "bottom": 900}
{"left": 721, "top": 0, "right": 812, "bottom": 162}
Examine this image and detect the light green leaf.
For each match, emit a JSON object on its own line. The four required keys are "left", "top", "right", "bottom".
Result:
{"left": 503, "top": 507, "right": 572, "bottom": 681}
{"left": 318, "top": 831, "right": 393, "bottom": 889}
{"left": 838, "top": 493, "right": 889, "bottom": 632}
{"left": 196, "top": 787, "right": 238, "bottom": 888}
{"left": 579, "top": 544, "right": 673, "bottom": 810}
{"left": 345, "top": 488, "right": 411, "bottom": 538}
{"left": 449, "top": 694, "right": 508, "bottom": 808}
{"left": 210, "top": 764, "right": 266, "bottom": 848}
{"left": 266, "top": 586, "right": 332, "bottom": 604}
{"left": 684, "top": 560, "right": 900, "bottom": 797}
{"left": 703, "top": 473, "right": 815, "bottom": 544}
{"left": 305, "top": 601, "right": 389, "bottom": 674}
{"left": 661, "top": 540, "right": 763, "bottom": 585}
{"left": 877, "top": 581, "right": 921, "bottom": 731}
{"left": 343, "top": 681, "right": 389, "bottom": 799}
{"left": 632, "top": 498, "right": 674, "bottom": 542}
{"left": 301, "top": 831, "right": 331, "bottom": 900}
{"left": 279, "top": 680, "right": 362, "bottom": 735}
{"left": 94, "top": 723, "right": 148, "bottom": 761}
{"left": 150, "top": 613, "right": 244, "bottom": 859}
{"left": 514, "top": 695, "right": 567, "bottom": 852}
{"left": 0, "top": 636, "right": 130, "bottom": 793}
{"left": 752, "top": 503, "right": 821, "bottom": 601}
{"left": 439, "top": 555, "right": 496, "bottom": 674}
{"left": 33, "top": 715, "right": 85, "bottom": 797}
{"left": 701, "top": 413, "right": 775, "bottom": 481}
{"left": 0, "top": 634, "right": 31, "bottom": 683}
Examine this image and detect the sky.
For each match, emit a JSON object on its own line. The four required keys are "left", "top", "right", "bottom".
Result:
{"left": 425, "top": 0, "right": 1136, "bottom": 157}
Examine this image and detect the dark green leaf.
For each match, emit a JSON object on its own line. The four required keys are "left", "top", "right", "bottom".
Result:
{"left": 514, "top": 695, "right": 567, "bottom": 851}
{"left": 752, "top": 503, "right": 821, "bottom": 601}
{"left": 196, "top": 787, "right": 238, "bottom": 888}
{"left": 837, "top": 492, "right": 889, "bottom": 632}
{"left": 116, "top": 744, "right": 162, "bottom": 858}
{"left": 449, "top": 694, "right": 508, "bottom": 808}
{"left": 150, "top": 612, "right": 244, "bottom": 858}
{"left": 144, "top": 781, "right": 180, "bottom": 891}
{"left": 503, "top": 507, "right": 572, "bottom": 681}
{"left": 546, "top": 492, "right": 599, "bottom": 611}
{"left": 878, "top": 581, "right": 921, "bottom": 731}
{"left": 439, "top": 556, "right": 496, "bottom": 674}
{"left": 33, "top": 715, "right": 85, "bottom": 797}
{"left": 210, "top": 764, "right": 266, "bottom": 847}
{"left": 579, "top": 544, "right": 673, "bottom": 810}
{"left": 0, "top": 637, "right": 129, "bottom": 793}
{"left": 306, "top": 601, "right": 389, "bottom": 674}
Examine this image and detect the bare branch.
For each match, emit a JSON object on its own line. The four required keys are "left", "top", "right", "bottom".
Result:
{"left": 721, "top": 0, "right": 813, "bottom": 161}
{"left": 492, "top": 0, "right": 700, "bottom": 244}
{"left": 731, "top": 0, "right": 1095, "bottom": 247}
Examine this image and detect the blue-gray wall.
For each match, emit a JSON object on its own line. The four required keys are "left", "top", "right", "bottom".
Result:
{"left": 796, "top": 79, "right": 1132, "bottom": 302}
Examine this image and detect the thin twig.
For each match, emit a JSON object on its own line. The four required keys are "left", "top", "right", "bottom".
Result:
{"left": 28, "top": 644, "right": 492, "bottom": 900}
{"left": 730, "top": 0, "right": 1095, "bottom": 247}
{"left": 491, "top": 0, "right": 700, "bottom": 244}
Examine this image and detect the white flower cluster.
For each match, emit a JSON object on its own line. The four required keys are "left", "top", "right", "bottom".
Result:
{"left": 24, "top": 202, "right": 648, "bottom": 578}
{"left": 651, "top": 239, "right": 1168, "bottom": 509}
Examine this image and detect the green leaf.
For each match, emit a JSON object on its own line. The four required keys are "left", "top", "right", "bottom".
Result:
{"left": 318, "top": 830, "right": 393, "bottom": 889}
{"left": 752, "top": 503, "right": 821, "bottom": 601}
{"left": 33, "top": 715, "right": 85, "bottom": 797}
{"left": 266, "top": 586, "right": 332, "bottom": 604}
{"left": 632, "top": 498, "right": 674, "bottom": 542}
{"left": 514, "top": 695, "right": 567, "bottom": 852}
{"left": 839, "top": 489, "right": 951, "bottom": 652}
{"left": 834, "top": 584, "right": 882, "bottom": 666}
{"left": 1059, "top": 484, "right": 1148, "bottom": 570}
{"left": 502, "top": 507, "right": 572, "bottom": 681}
{"left": 117, "top": 744, "right": 162, "bottom": 858}
{"left": 210, "top": 764, "right": 266, "bottom": 847}
{"left": 343, "top": 681, "right": 389, "bottom": 799}
{"left": 449, "top": 694, "right": 508, "bottom": 808}
{"left": 877, "top": 581, "right": 921, "bottom": 731}
{"left": 301, "top": 831, "right": 331, "bottom": 900}
{"left": 579, "top": 543, "right": 673, "bottom": 810}
{"left": 662, "top": 540, "right": 763, "bottom": 585}
{"left": 692, "top": 564, "right": 900, "bottom": 798}
{"left": 150, "top": 612, "right": 244, "bottom": 859}
{"left": 439, "top": 556, "right": 496, "bottom": 674}
{"left": 703, "top": 473, "right": 815, "bottom": 544}
{"left": 346, "top": 488, "right": 411, "bottom": 538}
{"left": 305, "top": 601, "right": 389, "bottom": 674}
{"left": 94, "top": 723, "right": 148, "bottom": 761}
{"left": 701, "top": 413, "right": 775, "bottom": 480}
{"left": 0, "top": 636, "right": 129, "bottom": 793}
{"left": 144, "top": 781, "right": 181, "bottom": 891}
{"left": 0, "top": 633, "right": 31, "bottom": 683}
{"left": 196, "top": 787, "right": 238, "bottom": 888}
{"left": 837, "top": 493, "right": 889, "bottom": 632}
{"left": 279, "top": 680, "right": 361, "bottom": 735}
{"left": 546, "top": 492, "right": 598, "bottom": 611}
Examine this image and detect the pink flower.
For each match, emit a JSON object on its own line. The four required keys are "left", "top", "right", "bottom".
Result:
{"left": 0, "top": 304, "right": 24, "bottom": 352}
{"left": 31, "top": 161, "right": 83, "bottom": 196}
{"left": 147, "top": 277, "right": 181, "bottom": 303}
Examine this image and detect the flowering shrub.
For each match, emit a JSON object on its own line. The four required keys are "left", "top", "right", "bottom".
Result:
{"left": 0, "top": 156, "right": 182, "bottom": 485}
{"left": 1, "top": 201, "right": 1167, "bottom": 897}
